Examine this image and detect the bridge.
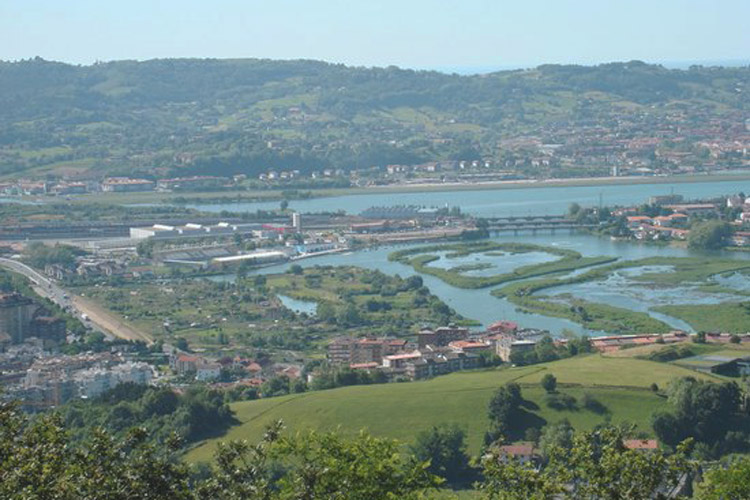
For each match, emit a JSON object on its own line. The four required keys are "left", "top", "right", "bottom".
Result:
{"left": 482, "top": 215, "right": 595, "bottom": 233}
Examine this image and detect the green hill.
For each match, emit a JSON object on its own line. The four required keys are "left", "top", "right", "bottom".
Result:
{"left": 185, "top": 354, "right": 718, "bottom": 463}
{"left": 1, "top": 58, "right": 748, "bottom": 179}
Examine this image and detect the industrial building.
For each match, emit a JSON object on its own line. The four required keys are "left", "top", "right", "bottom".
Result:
{"left": 211, "top": 250, "right": 289, "bottom": 267}
{"left": 129, "top": 222, "right": 262, "bottom": 240}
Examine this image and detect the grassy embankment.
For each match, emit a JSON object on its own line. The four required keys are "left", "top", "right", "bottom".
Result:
{"left": 389, "top": 242, "right": 617, "bottom": 289}
{"left": 493, "top": 257, "right": 750, "bottom": 334}
{"left": 184, "top": 354, "right": 719, "bottom": 464}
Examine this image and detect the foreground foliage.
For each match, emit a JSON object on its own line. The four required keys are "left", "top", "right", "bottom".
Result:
{"left": 8, "top": 388, "right": 750, "bottom": 498}
{"left": 481, "top": 426, "right": 692, "bottom": 500}
{"left": 0, "top": 399, "right": 438, "bottom": 499}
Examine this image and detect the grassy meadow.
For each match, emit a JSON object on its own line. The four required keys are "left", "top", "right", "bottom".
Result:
{"left": 185, "top": 354, "right": 718, "bottom": 463}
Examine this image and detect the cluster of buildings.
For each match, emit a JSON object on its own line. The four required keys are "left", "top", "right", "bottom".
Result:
{"left": 1, "top": 175, "right": 233, "bottom": 197}
{"left": 3, "top": 111, "right": 750, "bottom": 196}
{"left": 168, "top": 352, "right": 303, "bottom": 389}
{"left": 325, "top": 316, "right": 750, "bottom": 383}
{"left": 1, "top": 348, "right": 154, "bottom": 409}
{"left": 370, "top": 113, "right": 750, "bottom": 187}
{"left": 493, "top": 438, "right": 660, "bottom": 469}
{"left": 101, "top": 175, "right": 231, "bottom": 193}
{"left": 0, "top": 293, "right": 66, "bottom": 348}
{"left": 617, "top": 192, "right": 750, "bottom": 245}
{"left": 44, "top": 254, "right": 155, "bottom": 282}
{"left": 125, "top": 214, "right": 345, "bottom": 271}
{"left": 129, "top": 221, "right": 264, "bottom": 241}
{"left": 170, "top": 353, "right": 224, "bottom": 381}
{"left": 325, "top": 321, "right": 546, "bottom": 381}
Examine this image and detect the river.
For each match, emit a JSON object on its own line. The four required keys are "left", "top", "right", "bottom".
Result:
{"left": 197, "top": 178, "right": 750, "bottom": 335}
{"left": 187, "top": 178, "right": 750, "bottom": 217}
{"left": 211, "top": 232, "right": 750, "bottom": 337}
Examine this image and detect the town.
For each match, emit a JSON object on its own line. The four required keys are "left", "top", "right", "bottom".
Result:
{"left": 4, "top": 271, "right": 750, "bottom": 413}
{"left": 4, "top": 40, "right": 750, "bottom": 498}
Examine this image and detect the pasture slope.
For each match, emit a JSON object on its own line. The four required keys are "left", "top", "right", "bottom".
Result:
{"left": 185, "top": 354, "right": 719, "bottom": 463}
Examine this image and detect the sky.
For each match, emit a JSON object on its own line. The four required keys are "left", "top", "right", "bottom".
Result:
{"left": 1, "top": 0, "right": 749, "bottom": 72}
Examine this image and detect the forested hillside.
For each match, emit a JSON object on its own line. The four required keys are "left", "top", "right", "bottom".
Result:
{"left": 0, "top": 58, "right": 748, "bottom": 179}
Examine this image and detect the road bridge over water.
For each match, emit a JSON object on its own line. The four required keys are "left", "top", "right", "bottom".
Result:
{"left": 483, "top": 215, "right": 596, "bottom": 234}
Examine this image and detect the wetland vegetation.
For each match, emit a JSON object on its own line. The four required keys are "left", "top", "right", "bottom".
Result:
{"left": 389, "top": 242, "right": 616, "bottom": 289}
{"left": 494, "top": 257, "right": 750, "bottom": 334}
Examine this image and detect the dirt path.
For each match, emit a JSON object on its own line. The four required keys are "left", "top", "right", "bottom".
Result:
{"left": 72, "top": 295, "right": 154, "bottom": 344}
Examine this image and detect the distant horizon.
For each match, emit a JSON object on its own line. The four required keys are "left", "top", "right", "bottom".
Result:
{"left": 2, "top": 1, "right": 748, "bottom": 73}
{"left": 3, "top": 55, "right": 750, "bottom": 77}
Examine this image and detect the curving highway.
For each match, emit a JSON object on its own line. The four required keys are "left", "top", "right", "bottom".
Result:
{"left": 0, "top": 257, "right": 152, "bottom": 344}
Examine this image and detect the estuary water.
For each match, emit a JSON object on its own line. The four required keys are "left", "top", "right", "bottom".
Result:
{"left": 187, "top": 178, "right": 750, "bottom": 217}
{"left": 199, "top": 178, "right": 750, "bottom": 335}
{"left": 214, "top": 232, "right": 750, "bottom": 336}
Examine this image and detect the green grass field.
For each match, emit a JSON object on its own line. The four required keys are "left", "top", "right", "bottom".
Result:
{"left": 653, "top": 302, "right": 750, "bottom": 333}
{"left": 185, "top": 354, "right": 718, "bottom": 463}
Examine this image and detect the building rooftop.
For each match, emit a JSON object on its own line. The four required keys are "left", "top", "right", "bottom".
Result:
{"left": 623, "top": 439, "right": 658, "bottom": 450}
{"left": 498, "top": 443, "right": 536, "bottom": 456}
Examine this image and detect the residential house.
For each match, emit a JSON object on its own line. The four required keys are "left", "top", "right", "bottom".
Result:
{"left": 731, "top": 231, "right": 750, "bottom": 247}
{"left": 623, "top": 439, "right": 659, "bottom": 451}
{"left": 417, "top": 325, "right": 469, "bottom": 349}
{"left": 171, "top": 354, "right": 200, "bottom": 374}
{"left": 496, "top": 337, "right": 536, "bottom": 362}
{"left": 626, "top": 216, "right": 652, "bottom": 229}
{"left": 487, "top": 320, "right": 518, "bottom": 335}
{"left": 196, "top": 361, "right": 222, "bottom": 381}
{"left": 448, "top": 340, "right": 490, "bottom": 354}
{"left": 496, "top": 443, "right": 542, "bottom": 468}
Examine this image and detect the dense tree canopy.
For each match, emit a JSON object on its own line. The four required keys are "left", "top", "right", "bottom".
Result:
{"left": 652, "top": 377, "right": 749, "bottom": 458}
{"left": 687, "top": 221, "right": 733, "bottom": 250}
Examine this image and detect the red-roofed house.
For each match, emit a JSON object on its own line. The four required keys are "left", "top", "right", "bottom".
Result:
{"left": 448, "top": 340, "right": 490, "bottom": 353}
{"left": 624, "top": 439, "right": 658, "bottom": 451}
{"left": 488, "top": 320, "right": 518, "bottom": 335}
{"left": 171, "top": 354, "right": 200, "bottom": 374}
{"left": 497, "top": 443, "right": 541, "bottom": 467}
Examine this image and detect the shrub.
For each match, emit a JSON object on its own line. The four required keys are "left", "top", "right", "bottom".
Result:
{"left": 581, "top": 393, "right": 608, "bottom": 414}
{"left": 546, "top": 393, "right": 577, "bottom": 411}
{"left": 541, "top": 373, "right": 557, "bottom": 393}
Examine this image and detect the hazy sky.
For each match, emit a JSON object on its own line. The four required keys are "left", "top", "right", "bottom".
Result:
{"left": 1, "top": 0, "right": 749, "bottom": 70}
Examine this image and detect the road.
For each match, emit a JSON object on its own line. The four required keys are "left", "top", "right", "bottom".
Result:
{"left": 0, "top": 257, "right": 153, "bottom": 344}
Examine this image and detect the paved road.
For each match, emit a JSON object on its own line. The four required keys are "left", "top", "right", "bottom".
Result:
{"left": 0, "top": 257, "right": 152, "bottom": 344}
